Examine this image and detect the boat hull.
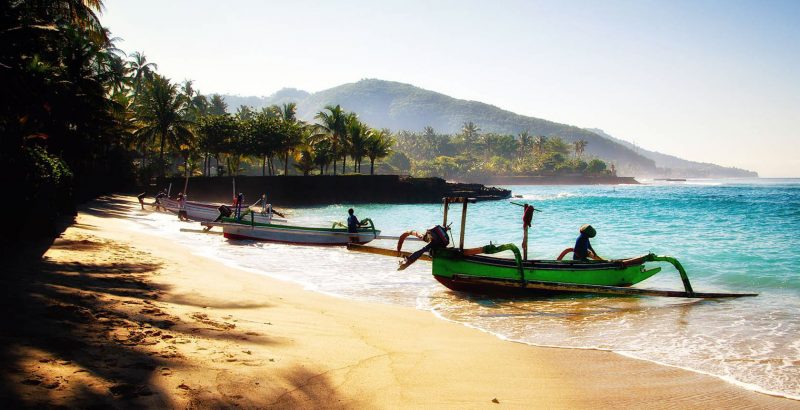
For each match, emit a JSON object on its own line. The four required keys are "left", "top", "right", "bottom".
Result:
{"left": 208, "top": 221, "right": 380, "bottom": 245}
{"left": 157, "top": 198, "right": 277, "bottom": 223}
{"left": 431, "top": 249, "right": 659, "bottom": 295}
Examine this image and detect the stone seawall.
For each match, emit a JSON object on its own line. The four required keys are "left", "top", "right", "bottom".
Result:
{"left": 154, "top": 175, "right": 511, "bottom": 205}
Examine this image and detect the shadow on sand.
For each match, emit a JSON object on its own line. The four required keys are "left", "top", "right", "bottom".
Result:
{"left": 0, "top": 196, "right": 348, "bottom": 408}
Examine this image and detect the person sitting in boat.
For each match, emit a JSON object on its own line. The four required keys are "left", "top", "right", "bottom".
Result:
{"left": 398, "top": 225, "right": 450, "bottom": 270}
{"left": 573, "top": 224, "right": 601, "bottom": 261}
{"left": 347, "top": 208, "right": 371, "bottom": 242}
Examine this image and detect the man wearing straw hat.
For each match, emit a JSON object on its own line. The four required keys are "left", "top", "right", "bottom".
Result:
{"left": 573, "top": 224, "right": 601, "bottom": 260}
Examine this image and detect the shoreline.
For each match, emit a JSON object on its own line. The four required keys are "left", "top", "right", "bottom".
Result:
{"left": 2, "top": 195, "right": 796, "bottom": 408}
{"left": 467, "top": 175, "right": 639, "bottom": 186}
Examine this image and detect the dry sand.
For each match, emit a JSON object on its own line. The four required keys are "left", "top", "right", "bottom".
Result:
{"left": 1, "top": 195, "right": 796, "bottom": 409}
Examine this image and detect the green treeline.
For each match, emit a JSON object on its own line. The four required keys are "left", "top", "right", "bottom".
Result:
{"left": 0, "top": 1, "right": 394, "bottom": 244}
{"left": 396, "top": 124, "right": 614, "bottom": 180}
{"left": 1, "top": 1, "right": 612, "bottom": 246}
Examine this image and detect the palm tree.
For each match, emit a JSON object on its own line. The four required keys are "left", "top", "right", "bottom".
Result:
{"left": 290, "top": 127, "right": 317, "bottom": 176}
{"left": 461, "top": 122, "right": 480, "bottom": 141}
{"left": 313, "top": 105, "right": 347, "bottom": 175}
{"left": 346, "top": 113, "right": 368, "bottom": 173}
{"left": 517, "top": 131, "right": 532, "bottom": 158}
{"left": 279, "top": 102, "right": 297, "bottom": 123}
{"left": 134, "top": 74, "right": 195, "bottom": 177}
{"left": 197, "top": 114, "right": 237, "bottom": 176}
{"left": 533, "top": 135, "right": 548, "bottom": 157}
{"left": 236, "top": 105, "right": 255, "bottom": 121}
{"left": 278, "top": 121, "right": 303, "bottom": 176}
{"left": 293, "top": 148, "right": 316, "bottom": 176}
{"left": 573, "top": 139, "right": 588, "bottom": 158}
{"left": 364, "top": 129, "right": 394, "bottom": 175}
{"left": 312, "top": 139, "right": 334, "bottom": 175}
{"left": 423, "top": 126, "right": 436, "bottom": 138}
{"left": 208, "top": 94, "right": 227, "bottom": 115}
{"left": 247, "top": 112, "right": 281, "bottom": 176}
{"left": 127, "top": 51, "right": 157, "bottom": 102}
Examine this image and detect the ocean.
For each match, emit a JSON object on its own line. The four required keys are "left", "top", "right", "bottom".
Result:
{"left": 131, "top": 178, "right": 800, "bottom": 400}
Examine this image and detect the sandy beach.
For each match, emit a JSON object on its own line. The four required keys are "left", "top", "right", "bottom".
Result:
{"left": 1, "top": 195, "right": 796, "bottom": 409}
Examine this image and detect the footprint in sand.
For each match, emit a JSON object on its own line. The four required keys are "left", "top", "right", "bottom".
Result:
{"left": 190, "top": 312, "right": 235, "bottom": 330}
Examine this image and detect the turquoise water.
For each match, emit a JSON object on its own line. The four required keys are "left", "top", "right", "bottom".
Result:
{"left": 132, "top": 178, "right": 800, "bottom": 399}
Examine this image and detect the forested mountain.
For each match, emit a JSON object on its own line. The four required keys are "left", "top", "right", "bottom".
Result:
{"left": 588, "top": 129, "right": 758, "bottom": 178}
{"left": 224, "top": 88, "right": 309, "bottom": 111}
{"left": 221, "top": 79, "right": 756, "bottom": 177}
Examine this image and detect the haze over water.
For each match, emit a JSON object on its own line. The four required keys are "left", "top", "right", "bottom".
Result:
{"left": 132, "top": 178, "right": 800, "bottom": 400}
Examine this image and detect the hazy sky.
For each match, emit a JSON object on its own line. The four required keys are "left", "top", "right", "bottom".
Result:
{"left": 103, "top": 0, "right": 799, "bottom": 177}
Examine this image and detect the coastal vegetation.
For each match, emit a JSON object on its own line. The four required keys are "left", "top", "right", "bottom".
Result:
{"left": 395, "top": 125, "right": 613, "bottom": 180}
{"left": 225, "top": 80, "right": 758, "bottom": 179}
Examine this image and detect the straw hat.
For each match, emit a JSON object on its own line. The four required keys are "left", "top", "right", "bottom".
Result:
{"left": 580, "top": 224, "right": 596, "bottom": 238}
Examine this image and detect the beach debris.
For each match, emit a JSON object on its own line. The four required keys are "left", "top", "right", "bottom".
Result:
{"left": 492, "top": 398, "right": 500, "bottom": 404}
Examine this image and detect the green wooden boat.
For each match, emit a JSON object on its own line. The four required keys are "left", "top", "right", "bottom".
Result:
{"left": 376, "top": 197, "right": 757, "bottom": 298}
{"left": 431, "top": 245, "right": 683, "bottom": 296}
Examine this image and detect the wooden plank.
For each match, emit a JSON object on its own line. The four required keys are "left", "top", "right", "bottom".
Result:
{"left": 451, "top": 275, "right": 758, "bottom": 298}
{"left": 347, "top": 244, "right": 432, "bottom": 261}
{"left": 180, "top": 228, "right": 222, "bottom": 235}
{"left": 374, "top": 235, "right": 422, "bottom": 241}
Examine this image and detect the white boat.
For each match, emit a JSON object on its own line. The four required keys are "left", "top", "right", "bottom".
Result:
{"left": 156, "top": 197, "right": 284, "bottom": 224}
{"left": 202, "top": 218, "right": 380, "bottom": 245}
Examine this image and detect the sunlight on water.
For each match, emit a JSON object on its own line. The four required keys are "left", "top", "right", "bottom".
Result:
{"left": 129, "top": 178, "right": 800, "bottom": 400}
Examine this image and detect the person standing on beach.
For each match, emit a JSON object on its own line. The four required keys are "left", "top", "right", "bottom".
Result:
{"left": 522, "top": 203, "right": 535, "bottom": 260}
{"left": 234, "top": 192, "right": 244, "bottom": 220}
{"left": 177, "top": 192, "right": 189, "bottom": 221}
{"left": 154, "top": 190, "right": 167, "bottom": 211}
{"left": 347, "top": 208, "right": 361, "bottom": 242}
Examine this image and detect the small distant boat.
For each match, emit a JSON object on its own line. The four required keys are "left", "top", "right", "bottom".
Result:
{"left": 202, "top": 217, "right": 380, "bottom": 246}
{"left": 655, "top": 178, "right": 687, "bottom": 182}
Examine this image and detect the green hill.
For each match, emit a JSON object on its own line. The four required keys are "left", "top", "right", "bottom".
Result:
{"left": 221, "top": 79, "right": 756, "bottom": 177}
{"left": 588, "top": 129, "right": 758, "bottom": 178}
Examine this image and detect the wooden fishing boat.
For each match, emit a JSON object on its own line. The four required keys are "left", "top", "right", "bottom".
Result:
{"left": 202, "top": 217, "right": 380, "bottom": 246}
{"left": 156, "top": 196, "right": 283, "bottom": 224}
{"left": 349, "top": 197, "right": 757, "bottom": 298}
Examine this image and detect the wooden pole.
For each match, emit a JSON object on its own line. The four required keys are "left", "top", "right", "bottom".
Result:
{"left": 459, "top": 200, "right": 468, "bottom": 251}
{"left": 182, "top": 164, "right": 190, "bottom": 196}
{"left": 347, "top": 244, "right": 432, "bottom": 261}
{"left": 442, "top": 198, "right": 449, "bottom": 227}
{"left": 450, "top": 276, "right": 757, "bottom": 298}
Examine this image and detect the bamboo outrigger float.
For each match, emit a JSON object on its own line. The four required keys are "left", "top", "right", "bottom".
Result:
{"left": 348, "top": 197, "right": 757, "bottom": 299}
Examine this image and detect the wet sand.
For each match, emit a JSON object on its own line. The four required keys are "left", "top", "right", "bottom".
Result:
{"left": 0, "top": 195, "right": 796, "bottom": 408}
